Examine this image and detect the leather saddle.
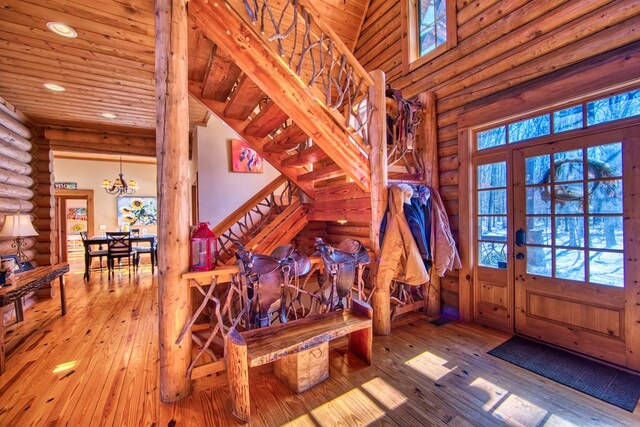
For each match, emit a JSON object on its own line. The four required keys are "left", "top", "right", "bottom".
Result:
{"left": 314, "top": 237, "right": 370, "bottom": 310}
{"left": 235, "top": 242, "right": 311, "bottom": 328}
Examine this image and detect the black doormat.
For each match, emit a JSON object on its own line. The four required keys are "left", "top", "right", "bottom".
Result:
{"left": 488, "top": 336, "right": 640, "bottom": 412}
{"left": 429, "top": 316, "right": 451, "bottom": 326}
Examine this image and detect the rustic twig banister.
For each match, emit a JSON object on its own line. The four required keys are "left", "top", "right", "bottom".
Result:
{"left": 240, "top": 0, "right": 372, "bottom": 147}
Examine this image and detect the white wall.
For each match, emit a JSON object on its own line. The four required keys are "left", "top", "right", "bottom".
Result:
{"left": 52, "top": 158, "right": 158, "bottom": 236}
{"left": 196, "top": 116, "right": 280, "bottom": 227}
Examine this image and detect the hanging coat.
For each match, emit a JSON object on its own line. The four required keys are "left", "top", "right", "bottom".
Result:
{"left": 429, "top": 187, "right": 461, "bottom": 276}
{"left": 413, "top": 185, "right": 433, "bottom": 269}
{"left": 377, "top": 185, "right": 429, "bottom": 287}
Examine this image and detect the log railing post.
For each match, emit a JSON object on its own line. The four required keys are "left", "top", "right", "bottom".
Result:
{"left": 368, "top": 70, "right": 389, "bottom": 335}
{"left": 419, "top": 92, "right": 441, "bottom": 317}
{"left": 155, "top": 0, "right": 192, "bottom": 402}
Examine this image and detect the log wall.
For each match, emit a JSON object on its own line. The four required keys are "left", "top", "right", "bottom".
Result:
{"left": 0, "top": 96, "right": 39, "bottom": 265}
{"left": 355, "top": 0, "right": 640, "bottom": 317}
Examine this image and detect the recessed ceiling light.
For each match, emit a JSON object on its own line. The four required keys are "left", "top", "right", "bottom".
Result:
{"left": 46, "top": 22, "right": 77, "bottom": 38}
{"left": 43, "top": 83, "right": 66, "bottom": 92}
{"left": 102, "top": 113, "right": 117, "bottom": 119}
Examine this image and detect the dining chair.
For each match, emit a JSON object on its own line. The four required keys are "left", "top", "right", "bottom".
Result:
{"left": 79, "top": 231, "right": 107, "bottom": 281}
{"left": 106, "top": 231, "right": 137, "bottom": 278}
{"left": 134, "top": 236, "right": 157, "bottom": 274}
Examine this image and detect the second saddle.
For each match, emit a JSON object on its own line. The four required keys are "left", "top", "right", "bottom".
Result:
{"left": 235, "top": 242, "right": 311, "bottom": 328}
{"left": 314, "top": 237, "right": 371, "bottom": 310}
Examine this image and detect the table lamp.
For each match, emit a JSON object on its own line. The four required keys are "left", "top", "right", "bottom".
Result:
{"left": 0, "top": 213, "right": 38, "bottom": 263}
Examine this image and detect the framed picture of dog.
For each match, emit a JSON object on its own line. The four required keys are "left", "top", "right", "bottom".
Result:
{"left": 231, "top": 139, "right": 264, "bottom": 173}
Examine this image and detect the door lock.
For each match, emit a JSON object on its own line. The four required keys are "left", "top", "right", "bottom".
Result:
{"left": 515, "top": 228, "right": 526, "bottom": 247}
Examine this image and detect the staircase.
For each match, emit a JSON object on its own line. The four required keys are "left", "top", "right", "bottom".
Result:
{"left": 212, "top": 176, "right": 308, "bottom": 264}
{"left": 188, "top": 0, "right": 374, "bottom": 198}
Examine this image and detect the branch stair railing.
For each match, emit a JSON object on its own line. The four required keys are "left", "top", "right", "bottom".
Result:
{"left": 212, "top": 175, "right": 297, "bottom": 264}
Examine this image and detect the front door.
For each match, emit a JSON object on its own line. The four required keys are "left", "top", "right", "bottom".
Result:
{"left": 512, "top": 127, "right": 639, "bottom": 369}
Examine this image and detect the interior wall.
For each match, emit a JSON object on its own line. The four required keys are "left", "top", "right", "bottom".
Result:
{"left": 52, "top": 158, "right": 158, "bottom": 236}
{"left": 196, "top": 116, "right": 280, "bottom": 228}
{"left": 355, "top": 0, "right": 639, "bottom": 317}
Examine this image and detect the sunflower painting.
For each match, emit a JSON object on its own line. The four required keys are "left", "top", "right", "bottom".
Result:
{"left": 117, "top": 196, "right": 158, "bottom": 226}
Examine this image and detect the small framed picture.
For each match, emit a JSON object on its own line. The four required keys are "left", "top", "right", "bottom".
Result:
{"left": 1, "top": 255, "right": 33, "bottom": 273}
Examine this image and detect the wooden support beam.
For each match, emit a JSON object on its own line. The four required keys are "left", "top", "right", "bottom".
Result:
{"left": 223, "top": 74, "right": 264, "bottom": 120}
{"left": 367, "top": 70, "right": 389, "bottom": 335}
{"left": 201, "top": 47, "right": 242, "bottom": 102}
{"left": 189, "top": 0, "right": 371, "bottom": 191}
{"left": 156, "top": 0, "right": 192, "bottom": 403}
{"left": 44, "top": 128, "right": 156, "bottom": 158}
{"left": 243, "top": 101, "right": 289, "bottom": 138}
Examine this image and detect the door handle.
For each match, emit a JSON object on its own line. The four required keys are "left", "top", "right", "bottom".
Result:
{"left": 516, "top": 253, "right": 525, "bottom": 260}
{"left": 515, "top": 228, "right": 526, "bottom": 247}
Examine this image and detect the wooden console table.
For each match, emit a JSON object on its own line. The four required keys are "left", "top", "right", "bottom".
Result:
{"left": 0, "top": 262, "right": 70, "bottom": 375}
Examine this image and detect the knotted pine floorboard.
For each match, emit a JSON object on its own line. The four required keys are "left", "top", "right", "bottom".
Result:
{"left": 0, "top": 263, "right": 638, "bottom": 426}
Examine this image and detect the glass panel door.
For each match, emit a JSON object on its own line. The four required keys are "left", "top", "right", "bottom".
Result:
{"left": 512, "top": 128, "right": 636, "bottom": 368}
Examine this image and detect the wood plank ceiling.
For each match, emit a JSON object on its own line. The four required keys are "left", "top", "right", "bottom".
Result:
{"left": 0, "top": 0, "right": 370, "bottom": 133}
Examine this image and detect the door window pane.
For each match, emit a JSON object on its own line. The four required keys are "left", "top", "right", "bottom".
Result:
{"left": 509, "top": 115, "right": 551, "bottom": 143}
{"left": 589, "top": 216, "right": 623, "bottom": 250}
{"left": 479, "top": 242, "right": 507, "bottom": 268}
{"left": 589, "top": 251, "right": 624, "bottom": 287}
{"left": 553, "top": 150, "right": 583, "bottom": 182}
{"left": 527, "top": 246, "right": 552, "bottom": 276}
{"left": 554, "top": 106, "right": 583, "bottom": 132}
{"left": 526, "top": 216, "right": 551, "bottom": 246}
{"left": 555, "top": 184, "right": 584, "bottom": 214}
{"left": 588, "top": 180, "right": 622, "bottom": 214}
{"left": 555, "top": 216, "right": 584, "bottom": 248}
{"left": 556, "top": 249, "right": 585, "bottom": 282}
{"left": 478, "top": 216, "right": 507, "bottom": 242}
{"left": 477, "top": 162, "right": 506, "bottom": 188}
{"left": 526, "top": 187, "right": 551, "bottom": 214}
{"left": 525, "top": 155, "right": 550, "bottom": 185}
{"left": 478, "top": 190, "right": 506, "bottom": 214}
{"left": 587, "top": 143, "right": 622, "bottom": 177}
{"left": 478, "top": 126, "right": 506, "bottom": 150}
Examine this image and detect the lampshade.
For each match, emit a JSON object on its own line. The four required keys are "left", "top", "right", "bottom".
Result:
{"left": 0, "top": 214, "right": 38, "bottom": 238}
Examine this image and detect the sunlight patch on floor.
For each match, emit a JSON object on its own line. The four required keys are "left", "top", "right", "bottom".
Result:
{"left": 309, "top": 388, "right": 386, "bottom": 426}
{"left": 469, "top": 377, "right": 575, "bottom": 426}
{"left": 53, "top": 360, "right": 77, "bottom": 373}
{"left": 360, "top": 377, "right": 407, "bottom": 410}
{"left": 405, "top": 350, "right": 457, "bottom": 381}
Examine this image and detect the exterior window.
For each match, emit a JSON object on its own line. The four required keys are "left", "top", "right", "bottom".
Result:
{"left": 418, "top": 1, "right": 447, "bottom": 56}
{"left": 402, "top": 0, "right": 457, "bottom": 71}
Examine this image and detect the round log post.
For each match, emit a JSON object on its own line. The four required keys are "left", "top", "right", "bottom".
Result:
{"left": 368, "top": 70, "right": 390, "bottom": 335}
{"left": 419, "top": 92, "right": 441, "bottom": 316}
{"left": 156, "top": 0, "right": 192, "bottom": 402}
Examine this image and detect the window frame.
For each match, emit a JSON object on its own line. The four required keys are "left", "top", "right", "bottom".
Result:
{"left": 401, "top": 0, "right": 458, "bottom": 73}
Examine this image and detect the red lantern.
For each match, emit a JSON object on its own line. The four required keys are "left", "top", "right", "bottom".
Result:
{"left": 190, "top": 222, "right": 217, "bottom": 271}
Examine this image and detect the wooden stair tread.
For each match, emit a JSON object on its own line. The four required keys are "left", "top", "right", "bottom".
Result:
{"left": 244, "top": 101, "right": 289, "bottom": 137}
{"left": 281, "top": 144, "right": 329, "bottom": 167}
{"left": 263, "top": 124, "right": 307, "bottom": 153}
{"left": 224, "top": 74, "right": 264, "bottom": 120}
{"left": 241, "top": 309, "right": 371, "bottom": 367}
{"left": 298, "top": 163, "right": 344, "bottom": 182}
{"left": 201, "top": 47, "right": 242, "bottom": 102}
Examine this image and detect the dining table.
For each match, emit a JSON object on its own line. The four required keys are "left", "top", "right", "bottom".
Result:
{"left": 83, "top": 234, "right": 157, "bottom": 276}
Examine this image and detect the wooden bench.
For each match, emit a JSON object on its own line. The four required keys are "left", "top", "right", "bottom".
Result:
{"left": 225, "top": 299, "right": 373, "bottom": 421}
{"left": 0, "top": 262, "right": 69, "bottom": 375}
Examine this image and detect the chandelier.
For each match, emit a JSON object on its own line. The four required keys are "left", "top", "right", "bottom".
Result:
{"left": 102, "top": 156, "right": 139, "bottom": 195}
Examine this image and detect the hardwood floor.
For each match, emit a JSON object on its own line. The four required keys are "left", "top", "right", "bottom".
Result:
{"left": 0, "top": 261, "right": 639, "bottom": 426}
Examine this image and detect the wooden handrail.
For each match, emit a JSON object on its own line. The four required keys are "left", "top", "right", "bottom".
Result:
{"left": 211, "top": 175, "right": 288, "bottom": 236}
